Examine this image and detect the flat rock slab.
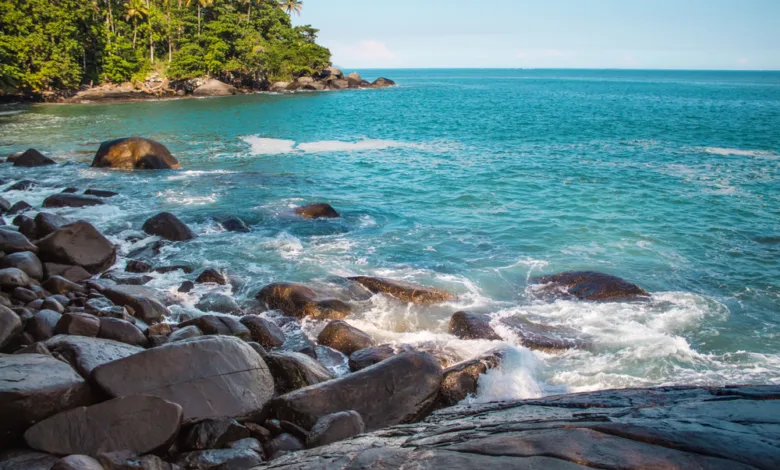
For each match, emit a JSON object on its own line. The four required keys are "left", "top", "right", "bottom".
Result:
{"left": 45, "top": 335, "right": 144, "bottom": 378}
{"left": 0, "top": 354, "right": 93, "bottom": 442}
{"left": 92, "top": 335, "right": 274, "bottom": 421}
{"left": 25, "top": 395, "right": 182, "bottom": 457}
{"left": 261, "top": 385, "right": 780, "bottom": 470}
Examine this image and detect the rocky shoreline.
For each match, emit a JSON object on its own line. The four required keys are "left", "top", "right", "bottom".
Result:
{"left": 1, "top": 139, "right": 777, "bottom": 469}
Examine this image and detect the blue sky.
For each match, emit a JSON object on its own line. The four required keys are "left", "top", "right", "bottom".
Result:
{"left": 292, "top": 0, "right": 780, "bottom": 70}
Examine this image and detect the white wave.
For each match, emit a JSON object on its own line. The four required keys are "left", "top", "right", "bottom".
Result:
{"left": 0, "top": 110, "right": 24, "bottom": 116}
{"left": 296, "top": 139, "right": 416, "bottom": 153}
{"left": 242, "top": 137, "right": 296, "bottom": 155}
{"left": 704, "top": 147, "right": 780, "bottom": 159}
{"left": 468, "top": 347, "right": 543, "bottom": 402}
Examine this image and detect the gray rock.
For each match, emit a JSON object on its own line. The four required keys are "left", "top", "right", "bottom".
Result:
{"left": 265, "top": 351, "right": 333, "bottom": 394}
{"left": 13, "top": 286, "right": 38, "bottom": 303}
{"left": 91, "top": 137, "right": 181, "bottom": 170}
{"left": 0, "top": 228, "right": 37, "bottom": 254}
{"left": 348, "top": 344, "right": 399, "bottom": 372}
{"left": 438, "top": 351, "right": 503, "bottom": 407}
{"left": 0, "top": 306, "right": 22, "bottom": 350}
{"left": 265, "top": 433, "right": 304, "bottom": 461}
{"left": 34, "top": 213, "right": 71, "bottom": 239}
{"left": 101, "top": 285, "right": 170, "bottom": 323}
{"left": 178, "top": 315, "right": 250, "bottom": 340}
{"left": 239, "top": 315, "right": 285, "bottom": 349}
{"left": 0, "top": 267, "right": 31, "bottom": 289}
{"left": 180, "top": 418, "right": 250, "bottom": 451}
{"left": 7, "top": 201, "right": 33, "bottom": 215}
{"left": 533, "top": 271, "right": 650, "bottom": 302}
{"left": 44, "top": 264, "right": 92, "bottom": 283}
{"left": 45, "top": 335, "right": 143, "bottom": 377}
{"left": 500, "top": 315, "right": 593, "bottom": 352}
{"left": 0, "top": 251, "right": 43, "bottom": 280}
{"left": 36, "top": 221, "right": 117, "bottom": 274}
{"left": 98, "top": 317, "right": 148, "bottom": 347}
{"left": 168, "top": 325, "right": 202, "bottom": 342}
{"left": 195, "top": 293, "right": 240, "bottom": 314}
{"left": 306, "top": 411, "right": 365, "bottom": 449}
{"left": 0, "top": 449, "right": 60, "bottom": 470}
{"left": 25, "top": 309, "right": 62, "bottom": 341}
{"left": 96, "top": 450, "right": 174, "bottom": 470}
{"left": 174, "top": 448, "right": 262, "bottom": 469}
{"left": 52, "top": 455, "right": 105, "bottom": 470}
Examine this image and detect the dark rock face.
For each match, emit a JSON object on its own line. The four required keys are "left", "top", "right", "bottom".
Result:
{"left": 257, "top": 282, "right": 351, "bottom": 320}
{"left": 45, "top": 335, "right": 144, "bottom": 378}
{"left": 1, "top": 251, "right": 43, "bottom": 280}
{"left": 7, "top": 201, "right": 33, "bottom": 215}
{"left": 349, "top": 276, "right": 456, "bottom": 305}
{"left": 34, "top": 212, "right": 71, "bottom": 239}
{"left": 0, "top": 228, "right": 37, "bottom": 253}
{"left": 142, "top": 212, "right": 196, "bottom": 241}
{"left": 101, "top": 285, "right": 170, "bottom": 323}
{"left": 500, "top": 315, "right": 593, "bottom": 352}
{"left": 372, "top": 77, "right": 396, "bottom": 88}
{"left": 92, "top": 137, "right": 182, "bottom": 170}
{"left": 174, "top": 448, "right": 263, "bottom": 469}
{"left": 35, "top": 221, "right": 117, "bottom": 274}
{"left": 14, "top": 214, "right": 36, "bottom": 240}
{"left": 220, "top": 216, "right": 251, "bottom": 232}
{"left": 54, "top": 312, "right": 100, "bottom": 337}
{"left": 168, "top": 325, "right": 202, "bottom": 342}
{"left": 306, "top": 411, "right": 365, "bottom": 449}
{"left": 51, "top": 455, "right": 104, "bottom": 470}
{"left": 269, "top": 351, "right": 443, "bottom": 431}
{"left": 0, "top": 267, "right": 32, "bottom": 290}
{"left": 180, "top": 418, "right": 250, "bottom": 451}
{"left": 348, "top": 344, "right": 398, "bottom": 372}
{"left": 448, "top": 311, "right": 501, "bottom": 341}
{"left": 44, "top": 264, "right": 92, "bottom": 283}
{"left": 259, "top": 385, "right": 780, "bottom": 470}
{"left": 265, "top": 351, "right": 333, "bottom": 394}
{"left": 84, "top": 189, "right": 118, "bottom": 198}
{"left": 125, "top": 259, "right": 152, "bottom": 273}
{"left": 0, "top": 305, "right": 22, "bottom": 349}
{"left": 42, "top": 194, "right": 105, "bottom": 208}
{"left": 438, "top": 352, "right": 502, "bottom": 407}
{"left": 24, "top": 395, "right": 182, "bottom": 457}
{"left": 6, "top": 180, "right": 36, "bottom": 192}
{"left": 265, "top": 433, "right": 304, "bottom": 460}
{"left": 317, "top": 321, "right": 374, "bottom": 355}
{"left": 25, "top": 309, "right": 62, "bottom": 341}
{"left": 96, "top": 450, "right": 173, "bottom": 470}
{"left": 178, "top": 315, "right": 250, "bottom": 340}
{"left": 294, "top": 203, "right": 340, "bottom": 219}
{"left": 240, "top": 315, "right": 286, "bottom": 349}
{"left": 533, "top": 271, "right": 650, "bottom": 302}
{"left": 13, "top": 149, "right": 56, "bottom": 167}
{"left": 178, "top": 280, "right": 195, "bottom": 293}
{"left": 0, "top": 449, "right": 60, "bottom": 470}
{"left": 0, "top": 354, "right": 93, "bottom": 443}
{"left": 195, "top": 268, "right": 227, "bottom": 285}
{"left": 42, "top": 275, "right": 87, "bottom": 295}
{"left": 98, "top": 317, "right": 148, "bottom": 347}
{"left": 92, "top": 335, "right": 275, "bottom": 421}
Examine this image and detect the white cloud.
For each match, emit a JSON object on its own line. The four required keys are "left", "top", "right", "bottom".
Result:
{"left": 328, "top": 40, "right": 399, "bottom": 67}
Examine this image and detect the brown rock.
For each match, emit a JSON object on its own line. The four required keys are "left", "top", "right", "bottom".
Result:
{"left": 349, "top": 276, "right": 456, "bottom": 304}
{"left": 142, "top": 212, "right": 196, "bottom": 241}
{"left": 240, "top": 315, "right": 285, "bottom": 349}
{"left": 44, "top": 264, "right": 92, "bottom": 283}
{"left": 372, "top": 77, "right": 396, "bottom": 88}
{"left": 448, "top": 311, "right": 501, "bottom": 340}
{"left": 168, "top": 325, "right": 202, "bottom": 342}
{"left": 317, "top": 320, "right": 374, "bottom": 355}
{"left": 438, "top": 351, "right": 503, "bottom": 407}
{"left": 42, "top": 275, "right": 87, "bottom": 295}
{"left": 256, "top": 282, "right": 351, "bottom": 320}
{"left": 264, "top": 433, "right": 304, "bottom": 460}
{"left": 54, "top": 312, "right": 100, "bottom": 337}
{"left": 91, "top": 137, "right": 181, "bottom": 170}
{"left": 348, "top": 344, "right": 399, "bottom": 372}
{"left": 36, "top": 221, "right": 117, "bottom": 274}
{"left": 0, "top": 267, "right": 32, "bottom": 290}
{"left": 125, "top": 259, "right": 152, "bottom": 273}
{"left": 293, "top": 203, "right": 339, "bottom": 219}
{"left": 194, "top": 268, "right": 227, "bottom": 285}
{"left": 265, "top": 351, "right": 333, "bottom": 394}
{"left": 96, "top": 450, "right": 173, "bottom": 470}
{"left": 533, "top": 271, "right": 650, "bottom": 302}
{"left": 34, "top": 212, "right": 71, "bottom": 239}
{"left": 0, "top": 228, "right": 37, "bottom": 253}
{"left": 346, "top": 72, "right": 362, "bottom": 88}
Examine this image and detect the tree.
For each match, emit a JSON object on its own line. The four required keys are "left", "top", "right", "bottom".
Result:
{"left": 278, "top": 0, "right": 302, "bottom": 17}
{"left": 124, "top": 0, "right": 148, "bottom": 49}
{"left": 186, "top": 0, "right": 214, "bottom": 37}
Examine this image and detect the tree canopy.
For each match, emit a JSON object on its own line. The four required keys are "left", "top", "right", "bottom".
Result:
{"left": 0, "top": 0, "right": 331, "bottom": 95}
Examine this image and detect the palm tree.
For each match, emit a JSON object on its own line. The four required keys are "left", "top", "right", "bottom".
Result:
{"left": 124, "top": 0, "right": 148, "bottom": 49}
{"left": 278, "top": 0, "right": 303, "bottom": 16}
{"left": 186, "top": 0, "right": 214, "bottom": 37}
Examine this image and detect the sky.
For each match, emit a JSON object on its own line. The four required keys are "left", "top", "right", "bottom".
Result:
{"left": 292, "top": 0, "right": 780, "bottom": 70}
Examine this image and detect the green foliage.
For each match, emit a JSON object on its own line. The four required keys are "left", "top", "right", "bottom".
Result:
{"left": 0, "top": 0, "right": 330, "bottom": 95}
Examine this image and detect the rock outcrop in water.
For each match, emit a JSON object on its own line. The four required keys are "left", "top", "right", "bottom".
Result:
{"left": 12, "top": 149, "right": 56, "bottom": 168}
{"left": 257, "top": 282, "right": 351, "bottom": 320}
{"left": 532, "top": 271, "right": 650, "bottom": 302}
{"left": 293, "top": 203, "right": 340, "bottom": 219}
{"left": 91, "top": 137, "right": 182, "bottom": 170}
{"left": 349, "top": 276, "right": 457, "bottom": 304}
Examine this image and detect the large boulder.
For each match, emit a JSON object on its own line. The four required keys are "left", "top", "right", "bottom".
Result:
{"left": 265, "top": 350, "right": 333, "bottom": 394}
{"left": 193, "top": 79, "right": 236, "bottom": 97}
{"left": 98, "top": 317, "right": 147, "bottom": 347}
{"left": 533, "top": 271, "right": 650, "bottom": 302}
{"left": 45, "top": 335, "right": 144, "bottom": 378}
{"left": 42, "top": 194, "right": 104, "bottom": 209}
{"left": 438, "top": 351, "right": 503, "bottom": 407}
{"left": 35, "top": 221, "right": 117, "bottom": 274}
{"left": 0, "top": 267, "right": 32, "bottom": 290}
{"left": 346, "top": 72, "right": 362, "bottom": 88}
{"left": 306, "top": 411, "right": 365, "bottom": 449}
{"left": 142, "top": 212, "right": 196, "bottom": 241}
{"left": 0, "top": 354, "right": 93, "bottom": 443}
{"left": 257, "top": 282, "right": 351, "bottom": 320}
{"left": 34, "top": 213, "right": 71, "bottom": 239}
{"left": 348, "top": 344, "right": 399, "bottom": 372}
{"left": 269, "top": 351, "right": 443, "bottom": 431}
{"left": 24, "top": 395, "right": 182, "bottom": 457}
{"left": 101, "top": 285, "right": 170, "bottom": 323}
{"left": 91, "top": 137, "right": 181, "bottom": 170}
{"left": 240, "top": 315, "right": 286, "bottom": 349}
{"left": 448, "top": 311, "right": 501, "bottom": 340}
{"left": 54, "top": 312, "right": 100, "bottom": 337}
{"left": 294, "top": 203, "right": 339, "bottom": 219}
{"left": 371, "top": 77, "right": 396, "bottom": 88}
{"left": 12, "top": 149, "right": 56, "bottom": 167}
{"left": 348, "top": 276, "right": 456, "bottom": 305}
{"left": 0, "top": 251, "right": 43, "bottom": 280}
{"left": 317, "top": 321, "right": 374, "bottom": 355}
{"left": 91, "top": 335, "right": 275, "bottom": 421}
{"left": 0, "top": 228, "right": 37, "bottom": 254}
{"left": 178, "top": 315, "right": 251, "bottom": 340}
{"left": 0, "top": 305, "right": 22, "bottom": 349}
{"left": 500, "top": 315, "right": 593, "bottom": 352}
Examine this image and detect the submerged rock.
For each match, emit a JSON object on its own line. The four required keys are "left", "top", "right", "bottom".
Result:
{"left": 532, "top": 271, "right": 649, "bottom": 302}
{"left": 84, "top": 188, "right": 118, "bottom": 198}
{"left": 13, "top": 149, "right": 56, "bottom": 167}
{"left": 348, "top": 344, "right": 399, "bottom": 372}
{"left": 500, "top": 315, "right": 593, "bottom": 352}
{"left": 142, "top": 212, "right": 196, "bottom": 241}
{"left": 91, "top": 137, "right": 182, "bottom": 170}
{"left": 448, "top": 311, "right": 502, "bottom": 340}
{"left": 257, "top": 282, "right": 351, "bottom": 320}
{"left": 219, "top": 215, "right": 251, "bottom": 232}
{"left": 42, "top": 194, "right": 104, "bottom": 208}
{"left": 195, "top": 268, "right": 227, "bottom": 285}
{"left": 349, "top": 276, "right": 456, "bottom": 304}
{"left": 294, "top": 203, "right": 340, "bottom": 219}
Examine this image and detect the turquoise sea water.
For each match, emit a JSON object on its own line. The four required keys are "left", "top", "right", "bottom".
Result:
{"left": 1, "top": 69, "right": 779, "bottom": 397}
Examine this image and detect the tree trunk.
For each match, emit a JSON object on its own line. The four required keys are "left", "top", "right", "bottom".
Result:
{"left": 167, "top": 0, "right": 172, "bottom": 62}
{"left": 132, "top": 21, "right": 137, "bottom": 49}
{"left": 197, "top": 4, "right": 201, "bottom": 37}
{"left": 247, "top": 2, "right": 251, "bottom": 23}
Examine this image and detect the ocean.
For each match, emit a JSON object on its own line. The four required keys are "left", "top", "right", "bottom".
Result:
{"left": 1, "top": 69, "right": 778, "bottom": 399}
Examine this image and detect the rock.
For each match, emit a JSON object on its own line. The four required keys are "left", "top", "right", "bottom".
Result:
{"left": 7, "top": 202, "right": 32, "bottom": 215}
{"left": 178, "top": 280, "right": 195, "bottom": 293}
{"left": 256, "top": 282, "right": 351, "bottom": 320}
{"left": 44, "top": 264, "right": 92, "bottom": 283}
{"left": 0, "top": 228, "right": 37, "bottom": 253}
{"left": 194, "top": 268, "right": 227, "bottom": 285}
{"left": 270, "top": 351, "right": 442, "bottom": 431}
{"left": 195, "top": 293, "right": 240, "bottom": 314}
{"left": 258, "top": 385, "right": 780, "bottom": 470}
{"left": 193, "top": 79, "right": 236, "bottom": 97}
{"left": 219, "top": 216, "right": 251, "bottom": 233}
{"left": 174, "top": 448, "right": 262, "bottom": 469}
{"left": 101, "top": 270, "right": 152, "bottom": 286}
{"left": 155, "top": 264, "right": 194, "bottom": 274}
{"left": 306, "top": 411, "right": 365, "bottom": 449}
{"left": 0, "top": 354, "right": 93, "bottom": 443}
{"left": 180, "top": 418, "right": 250, "bottom": 451}
{"left": 142, "top": 212, "right": 196, "bottom": 241}
{"left": 101, "top": 285, "right": 170, "bottom": 323}
{"left": 296, "top": 76, "right": 314, "bottom": 86}
{"left": 41, "top": 298, "right": 65, "bottom": 313}
{"left": 61, "top": 187, "right": 78, "bottom": 193}
{"left": 348, "top": 344, "right": 399, "bottom": 372}
{"left": 346, "top": 72, "right": 362, "bottom": 88}
{"left": 270, "top": 81, "right": 290, "bottom": 92}
{"left": 317, "top": 321, "right": 374, "bottom": 355}
{"left": 533, "top": 271, "right": 650, "bottom": 302}
{"left": 245, "top": 423, "right": 272, "bottom": 442}
{"left": 240, "top": 315, "right": 285, "bottom": 349}
{"left": 36, "top": 221, "right": 117, "bottom": 274}
{"left": 0, "top": 196, "right": 10, "bottom": 213}
{"left": 25, "top": 309, "right": 62, "bottom": 341}
{"left": 302, "top": 82, "right": 325, "bottom": 91}
{"left": 125, "top": 259, "right": 152, "bottom": 273}
{"left": 92, "top": 335, "right": 275, "bottom": 421}
{"left": 54, "top": 312, "right": 100, "bottom": 337}
{"left": 265, "top": 351, "right": 333, "bottom": 394}
{"left": 1, "top": 251, "right": 43, "bottom": 280}
{"left": 42, "top": 194, "right": 105, "bottom": 208}
{"left": 13, "top": 286, "right": 38, "bottom": 303}
{"left": 84, "top": 189, "right": 118, "bottom": 198}
{"left": 98, "top": 317, "right": 148, "bottom": 347}
{"left": 6, "top": 180, "right": 36, "bottom": 192}
{"left": 0, "top": 267, "right": 32, "bottom": 290}
{"left": 45, "top": 335, "right": 143, "bottom": 378}
{"left": 168, "top": 325, "right": 202, "bottom": 342}
{"left": 316, "top": 67, "right": 343, "bottom": 80}
{"left": 0, "top": 450, "right": 60, "bottom": 470}
{"left": 178, "top": 315, "right": 250, "bottom": 340}
{"left": 348, "top": 276, "right": 456, "bottom": 305}
{"left": 42, "top": 275, "right": 87, "bottom": 295}
{"left": 0, "top": 305, "right": 22, "bottom": 349}
{"left": 265, "top": 433, "right": 304, "bottom": 460}
{"left": 448, "top": 311, "right": 501, "bottom": 340}
{"left": 438, "top": 351, "right": 503, "bottom": 407}
{"left": 34, "top": 213, "right": 71, "bottom": 239}
{"left": 12, "top": 149, "right": 56, "bottom": 167}
{"left": 91, "top": 137, "right": 181, "bottom": 170}
{"left": 500, "top": 315, "right": 593, "bottom": 352}
{"left": 293, "top": 203, "right": 339, "bottom": 219}
{"left": 371, "top": 77, "right": 396, "bottom": 88}
{"left": 52, "top": 455, "right": 104, "bottom": 470}
{"left": 24, "top": 395, "right": 182, "bottom": 457}
{"left": 14, "top": 214, "right": 37, "bottom": 239}
{"left": 13, "top": 342, "right": 51, "bottom": 356}
{"left": 227, "top": 437, "right": 263, "bottom": 452}
{"left": 96, "top": 451, "right": 173, "bottom": 470}
{"left": 328, "top": 79, "right": 349, "bottom": 90}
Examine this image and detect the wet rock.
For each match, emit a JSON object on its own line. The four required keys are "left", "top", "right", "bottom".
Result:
{"left": 102, "top": 285, "right": 170, "bottom": 323}
{"left": 13, "top": 286, "right": 38, "bottom": 303}
{"left": 0, "top": 354, "right": 93, "bottom": 443}
{"left": 240, "top": 315, "right": 285, "bottom": 349}
{"left": 61, "top": 187, "right": 78, "bottom": 193}
{"left": 346, "top": 72, "right": 362, "bottom": 88}
{"left": 44, "top": 264, "right": 92, "bottom": 283}
{"left": 168, "top": 325, "right": 202, "bottom": 342}
{"left": 101, "top": 271, "right": 152, "bottom": 285}
{"left": 12, "top": 149, "right": 56, "bottom": 167}
{"left": 438, "top": 351, "right": 503, "bottom": 407}
{"left": 179, "top": 315, "right": 250, "bottom": 340}
{"left": 25, "top": 395, "right": 182, "bottom": 457}
{"left": 174, "top": 448, "right": 262, "bottom": 469}
{"left": 280, "top": 327, "right": 317, "bottom": 358}
{"left": 125, "top": 259, "right": 152, "bottom": 273}
{"left": 0, "top": 196, "right": 10, "bottom": 213}
{"left": 92, "top": 335, "right": 274, "bottom": 421}
{"left": 92, "top": 137, "right": 182, "bottom": 170}
{"left": 257, "top": 282, "right": 351, "bottom": 320}
{"left": 84, "top": 189, "right": 119, "bottom": 198}
{"left": 0, "top": 228, "right": 37, "bottom": 253}
{"left": 96, "top": 451, "right": 172, "bottom": 470}
{"left": 14, "top": 214, "right": 37, "bottom": 239}
{"left": 54, "top": 312, "right": 100, "bottom": 337}
{"left": 219, "top": 216, "right": 251, "bottom": 233}
{"left": 293, "top": 203, "right": 339, "bottom": 219}
{"left": 193, "top": 79, "right": 236, "bottom": 97}
{"left": 372, "top": 77, "right": 396, "bottom": 88}
{"left": 265, "top": 433, "right": 304, "bottom": 460}
{"left": 533, "top": 271, "right": 650, "bottom": 302}
{"left": 317, "top": 321, "right": 374, "bottom": 355}
{"left": 7, "top": 201, "right": 33, "bottom": 215}
{"left": 265, "top": 351, "right": 333, "bottom": 394}
{"left": 42, "top": 194, "right": 105, "bottom": 208}
{"left": 0, "top": 267, "right": 32, "bottom": 290}
{"left": 0, "top": 305, "right": 22, "bottom": 349}
{"left": 52, "top": 455, "right": 104, "bottom": 470}
{"left": 98, "top": 317, "right": 148, "bottom": 347}
{"left": 0, "top": 450, "right": 60, "bottom": 470}
{"left": 45, "top": 335, "right": 143, "bottom": 378}
{"left": 194, "top": 268, "right": 227, "bottom": 285}
{"left": 194, "top": 293, "right": 241, "bottom": 314}
{"left": 348, "top": 344, "right": 399, "bottom": 372}
{"left": 36, "top": 221, "right": 117, "bottom": 274}
{"left": 500, "top": 315, "right": 593, "bottom": 352}
{"left": 155, "top": 265, "right": 194, "bottom": 274}
{"left": 349, "top": 276, "right": 456, "bottom": 304}
{"left": 6, "top": 180, "right": 36, "bottom": 192}
{"left": 1, "top": 251, "right": 43, "bottom": 279}
{"left": 178, "top": 280, "right": 195, "bottom": 293}
{"left": 306, "top": 411, "right": 365, "bottom": 449}
{"left": 270, "top": 351, "right": 442, "bottom": 431}
{"left": 180, "top": 418, "right": 250, "bottom": 451}
{"left": 448, "top": 311, "right": 501, "bottom": 340}
{"left": 42, "top": 275, "right": 87, "bottom": 295}
{"left": 34, "top": 212, "right": 71, "bottom": 239}
{"left": 142, "top": 212, "right": 196, "bottom": 241}
{"left": 25, "top": 309, "right": 62, "bottom": 341}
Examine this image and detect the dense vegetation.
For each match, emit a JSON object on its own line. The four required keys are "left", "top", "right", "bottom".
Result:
{"left": 0, "top": 0, "right": 330, "bottom": 95}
